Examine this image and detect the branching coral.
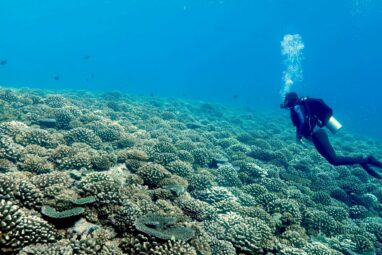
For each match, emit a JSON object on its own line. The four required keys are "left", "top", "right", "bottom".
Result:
{"left": 175, "top": 195, "right": 216, "bottom": 221}
{"left": 45, "top": 94, "right": 67, "bottom": 108}
{"left": 87, "top": 122, "right": 123, "bottom": 142}
{"left": 187, "top": 173, "right": 214, "bottom": 191}
{"left": 304, "top": 242, "right": 341, "bottom": 255}
{"left": 205, "top": 212, "right": 274, "bottom": 253}
{"left": 119, "top": 233, "right": 159, "bottom": 254}
{"left": 176, "top": 150, "right": 195, "bottom": 163}
{"left": 15, "top": 128, "right": 59, "bottom": 149}
{"left": 16, "top": 180, "right": 44, "bottom": 210}
{"left": 64, "top": 127, "right": 102, "bottom": 149}
{"left": 80, "top": 172, "right": 122, "bottom": 205}
{"left": 113, "top": 200, "right": 143, "bottom": 233}
{"left": 0, "top": 89, "right": 19, "bottom": 102}
{"left": 166, "top": 160, "right": 193, "bottom": 177}
{"left": 325, "top": 206, "right": 349, "bottom": 222}
{"left": 209, "top": 238, "right": 236, "bottom": 255}
{"left": 312, "top": 191, "right": 332, "bottom": 206}
{"left": 31, "top": 172, "right": 73, "bottom": 196}
{"left": 151, "top": 152, "right": 179, "bottom": 166}
{"left": 215, "top": 165, "right": 242, "bottom": 187}
{"left": 19, "top": 241, "right": 73, "bottom": 255}
{"left": 242, "top": 183, "right": 268, "bottom": 197}
{"left": 0, "top": 199, "right": 56, "bottom": 253}
{"left": 271, "top": 199, "right": 302, "bottom": 225}
{"left": 0, "top": 174, "right": 18, "bottom": 200}
{"left": 191, "top": 148, "right": 211, "bottom": 167}
{"left": 118, "top": 149, "right": 148, "bottom": 172}
{"left": 302, "top": 209, "right": 340, "bottom": 236}
{"left": 59, "top": 152, "right": 92, "bottom": 170}
{"left": 349, "top": 205, "right": 369, "bottom": 219}
{"left": 151, "top": 240, "right": 197, "bottom": 255}
{"left": 152, "top": 142, "right": 177, "bottom": 154}
{"left": 0, "top": 135, "right": 24, "bottom": 162}
{"left": 1, "top": 174, "right": 43, "bottom": 210}
{"left": 91, "top": 151, "right": 116, "bottom": 171}
{"left": 52, "top": 108, "right": 76, "bottom": 129}
{"left": 190, "top": 187, "right": 236, "bottom": 204}
{"left": 137, "top": 163, "right": 172, "bottom": 187}
{"left": 18, "top": 155, "right": 53, "bottom": 174}
{"left": 113, "top": 134, "right": 136, "bottom": 149}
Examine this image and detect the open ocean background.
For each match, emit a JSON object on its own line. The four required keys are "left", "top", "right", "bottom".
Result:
{"left": 0, "top": 0, "right": 381, "bottom": 140}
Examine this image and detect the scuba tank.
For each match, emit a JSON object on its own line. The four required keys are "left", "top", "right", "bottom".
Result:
{"left": 326, "top": 116, "right": 342, "bottom": 134}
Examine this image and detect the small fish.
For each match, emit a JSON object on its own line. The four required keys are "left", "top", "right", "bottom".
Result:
{"left": 232, "top": 94, "right": 239, "bottom": 99}
{"left": 54, "top": 76, "right": 60, "bottom": 80}
{"left": 84, "top": 55, "right": 91, "bottom": 60}
{"left": 0, "top": 60, "right": 7, "bottom": 65}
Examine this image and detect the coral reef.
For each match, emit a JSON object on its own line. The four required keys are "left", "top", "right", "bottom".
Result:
{"left": 0, "top": 87, "right": 381, "bottom": 254}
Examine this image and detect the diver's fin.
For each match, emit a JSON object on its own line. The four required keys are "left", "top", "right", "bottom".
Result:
{"left": 361, "top": 163, "right": 382, "bottom": 179}
{"left": 368, "top": 156, "right": 382, "bottom": 168}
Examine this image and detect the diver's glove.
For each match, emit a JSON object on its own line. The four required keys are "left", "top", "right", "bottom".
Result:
{"left": 296, "top": 134, "right": 303, "bottom": 144}
{"left": 296, "top": 135, "right": 308, "bottom": 148}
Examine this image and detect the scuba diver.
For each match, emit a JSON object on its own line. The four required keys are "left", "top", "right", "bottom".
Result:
{"left": 281, "top": 92, "right": 382, "bottom": 179}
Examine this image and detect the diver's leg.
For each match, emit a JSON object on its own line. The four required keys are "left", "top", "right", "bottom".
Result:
{"left": 311, "top": 129, "right": 367, "bottom": 166}
{"left": 367, "top": 155, "right": 382, "bottom": 168}
{"left": 311, "top": 129, "right": 381, "bottom": 178}
{"left": 360, "top": 163, "right": 382, "bottom": 179}
{"left": 311, "top": 129, "right": 337, "bottom": 164}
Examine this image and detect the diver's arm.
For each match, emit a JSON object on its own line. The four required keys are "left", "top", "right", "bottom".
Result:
{"left": 294, "top": 105, "right": 305, "bottom": 142}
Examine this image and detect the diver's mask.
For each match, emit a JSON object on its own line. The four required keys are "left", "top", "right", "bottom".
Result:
{"left": 280, "top": 92, "right": 299, "bottom": 109}
{"left": 280, "top": 101, "right": 289, "bottom": 109}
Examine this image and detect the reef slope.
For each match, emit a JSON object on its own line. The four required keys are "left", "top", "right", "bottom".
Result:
{"left": 0, "top": 87, "right": 381, "bottom": 255}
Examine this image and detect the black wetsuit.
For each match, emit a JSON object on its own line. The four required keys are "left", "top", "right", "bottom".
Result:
{"left": 290, "top": 98, "right": 382, "bottom": 179}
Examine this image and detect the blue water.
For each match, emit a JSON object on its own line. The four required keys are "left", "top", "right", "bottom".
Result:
{"left": 0, "top": 0, "right": 381, "bottom": 139}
